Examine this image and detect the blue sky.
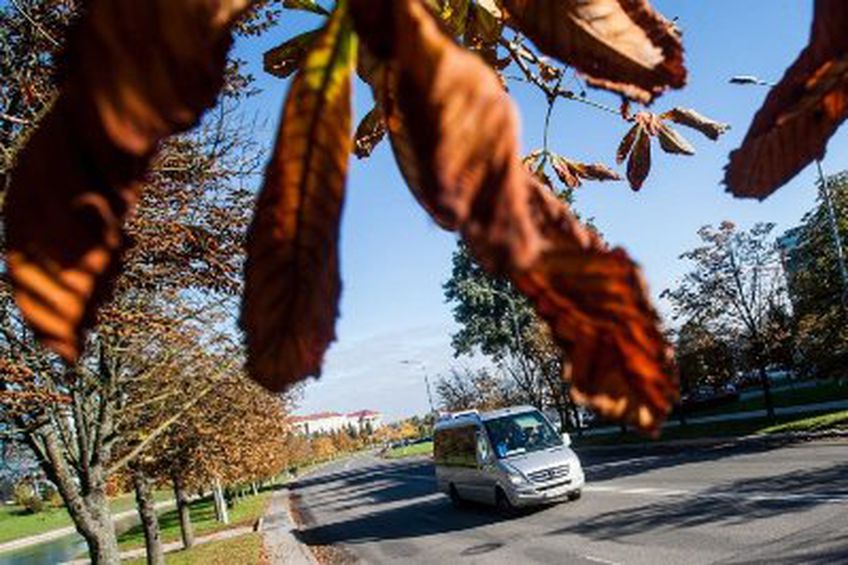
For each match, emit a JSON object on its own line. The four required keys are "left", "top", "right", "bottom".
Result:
{"left": 232, "top": 1, "right": 848, "bottom": 421}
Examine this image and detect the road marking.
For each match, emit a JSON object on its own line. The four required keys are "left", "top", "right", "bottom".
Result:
{"left": 584, "top": 455, "right": 663, "bottom": 470}
{"left": 584, "top": 484, "right": 848, "bottom": 504}
{"left": 583, "top": 555, "right": 621, "bottom": 565}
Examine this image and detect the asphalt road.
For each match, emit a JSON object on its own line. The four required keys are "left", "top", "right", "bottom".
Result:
{"left": 291, "top": 439, "right": 848, "bottom": 564}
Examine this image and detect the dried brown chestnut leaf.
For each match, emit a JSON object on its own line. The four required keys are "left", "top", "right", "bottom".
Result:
{"left": 500, "top": 0, "right": 686, "bottom": 103}
{"left": 241, "top": 2, "right": 355, "bottom": 391}
{"left": 725, "top": 0, "right": 848, "bottom": 199}
{"left": 4, "top": 0, "right": 248, "bottom": 361}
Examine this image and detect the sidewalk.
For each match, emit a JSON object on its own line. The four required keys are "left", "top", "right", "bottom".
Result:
{"left": 261, "top": 488, "right": 316, "bottom": 565}
{"left": 0, "top": 499, "right": 176, "bottom": 555}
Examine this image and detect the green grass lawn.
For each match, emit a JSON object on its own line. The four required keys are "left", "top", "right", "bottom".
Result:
{"left": 0, "top": 504, "right": 76, "bottom": 545}
{"left": 759, "top": 410, "right": 848, "bottom": 434}
{"left": 385, "top": 441, "right": 433, "bottom": 459}
{"left": 575, "top": 408, "right": 848, "bottom": 447}
{"left": 0, "top": 490, "right": 171, "bottom": 545}
{"left": 117, "top": 490, "right": 272, "bottom": 550}
{"left": 124, "top": 531, "right": 264, "bottom": 565}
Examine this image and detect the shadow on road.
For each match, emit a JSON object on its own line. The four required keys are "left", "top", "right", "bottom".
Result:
{"left": 294, "top": 496, "right": 508, "bottom": 546}
{"left": 548, "top": 461, "right": 848, "bottom": 558}
{"left": 581, "top": 438, "right": 822, "bottom": 483}
{"left": 290, "top": 459, "right": 541, "bottom": 546}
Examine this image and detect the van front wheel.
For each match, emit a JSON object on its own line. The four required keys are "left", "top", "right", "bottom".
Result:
{"left": 449, "top": 484, "right": 464, "bottom": 508}
{"left": 495, "top": 488, "right": 515, "bottom": 517}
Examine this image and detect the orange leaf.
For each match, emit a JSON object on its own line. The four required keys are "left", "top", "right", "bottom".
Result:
{"left": 4, "top": 0, "right": 247, "bottom": 361}
{"left": 656, "top": 123, "right": 695, "bottom": 156}
{"left": 515, "top": 182, "right": 676, "bottom": 432}
{"left": 725, "top": 0, "right": 848, "bottom": 199}
{"left": 662, "top": 107, "right": 730, "bottom": 141}
{"left": 626, "top": 127, "right": 652, "bottom": 191}
{"left": 500, "top": 0, "right": 686, "bottom": 104}
{"left": 263, "top": 29, "right": 321, "bottom": 80}
{"left": 616, "top": 124, "right": 640, "bottom": 164}
{"left": 353, "top": 105, "right": 387, "bottom": 158}
{"left": 553, "top": 156, "right": 621, "bottom": 188}
{"left": 241, "top": 2, "right": 355, "bottom": 391}
{"left": 390, "top": 0, "right": 543, "bottom": 271}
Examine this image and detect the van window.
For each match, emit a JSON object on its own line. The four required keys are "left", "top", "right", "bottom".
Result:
{"left": 434, "top": 425, "right": 477, "bottom": 468}
{"left": 484, "top": 410, "right": 562, "bottom": 458}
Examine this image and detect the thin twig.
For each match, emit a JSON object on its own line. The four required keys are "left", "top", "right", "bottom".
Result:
{"left": 10, "top": 0, "right": 60, "bottom": 48}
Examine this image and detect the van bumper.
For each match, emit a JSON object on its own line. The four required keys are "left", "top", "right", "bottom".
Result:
{"left": 509, "top": 473, "right": 585, "bottom": 507}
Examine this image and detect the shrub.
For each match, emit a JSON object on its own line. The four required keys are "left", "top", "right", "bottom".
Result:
{"left": 41, "top": 483, "right": 64, "bottom": 509}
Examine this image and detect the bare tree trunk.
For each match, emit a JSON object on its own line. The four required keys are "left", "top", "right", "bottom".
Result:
{"left": 26, "top": 427, "right": 120, "bottom": 565}
{"left": 251, "top": 482, "right": 259, "bottom": 497}
{"left": 758, "top": 359, "right": 776, "bottom": 420}
{"left": 213, "top": 478, "right": 229, "bottom": 524}
{"left": 132, "top": 467, "right": 164, "bottom": 565}
{"left": 172, "top": 475, "right": 194, "bottom": 549}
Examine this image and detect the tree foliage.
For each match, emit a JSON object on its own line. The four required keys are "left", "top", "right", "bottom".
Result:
{"left": 791, "top": 171, "right": 848, "bottom": 378}
{"left": 662, "top": 222, "right": 790, "bottom": 417}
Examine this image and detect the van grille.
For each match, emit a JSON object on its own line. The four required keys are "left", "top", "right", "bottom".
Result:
{"left": 528, "top": 464, "right": 569, "bottom": 483}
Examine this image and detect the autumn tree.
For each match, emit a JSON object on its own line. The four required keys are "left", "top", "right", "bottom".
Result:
{"left": 662, "top": 222, "right": 789, "bottom": 419}
{"left": 0, "top": 2, "right": 274, "bottom": 562}
{"left": 673, "top": 320, "right": 737, "bottom": 400}
{"left": 130, "top": 362, "right": 291, "bottom": 552}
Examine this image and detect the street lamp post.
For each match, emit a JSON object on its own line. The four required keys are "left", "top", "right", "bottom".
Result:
{"left": 401, "top": 360, "right": 436, "bottom": 416}
{"left": 815, "top": 161, "right": 848, "bottom": 306}
{"left": 729, "top": 75, "right": 848, "bottom": 305}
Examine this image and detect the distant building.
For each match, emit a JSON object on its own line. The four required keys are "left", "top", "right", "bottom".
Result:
{"left": 290, "top": 410, "right": 383, "bottom": 436}
{"left": 346, "top": 410, "right": 383, "bottom": 433}
{"left": 777, "top": 225, "right": 807, "bottom": 304}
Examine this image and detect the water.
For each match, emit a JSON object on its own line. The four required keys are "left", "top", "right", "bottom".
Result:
{"left": 0, "top": 515, "right": 138, "bottom": 565}
{"left": 0, "top": 533, "right": 87, "bottom": 565}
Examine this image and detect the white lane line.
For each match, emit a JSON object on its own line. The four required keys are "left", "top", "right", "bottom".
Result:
{"left": 583, "top": 555, "right": 621, "bottom": 565}
{"left": 584, "top": 455, "right": 663, "bottom": 470}
{"left": 371, "top": 471, "right": 435, "bottom": 483}
{"left": 584, "top": 484, "right": 848, "bottom": 504}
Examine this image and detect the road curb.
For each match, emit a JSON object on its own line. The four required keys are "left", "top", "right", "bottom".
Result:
{"left": 576, "top": 429, "right": 848, "bottom": 453}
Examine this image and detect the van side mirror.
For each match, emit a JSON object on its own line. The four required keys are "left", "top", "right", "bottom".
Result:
{"left": 476, "top": 431, "right": 493, "bottom": 464}
{"left": 561, "top": 432, "right": 572, "bottom": 447}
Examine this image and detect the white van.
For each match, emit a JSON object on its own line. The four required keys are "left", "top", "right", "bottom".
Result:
{"left": 433, "top": 405, "right": 584, "bottom": 512}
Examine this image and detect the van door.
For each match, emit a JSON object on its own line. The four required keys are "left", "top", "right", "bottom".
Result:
{"left": 441, "top": 425, "right": 479, "bottom": 500}
{"left": 463, "top": 429, "right": 497, "bottom": 504}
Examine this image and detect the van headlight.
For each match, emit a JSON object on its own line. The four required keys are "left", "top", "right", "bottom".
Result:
{"left": 504, "top": 465, "right": 529, "bottom": 486}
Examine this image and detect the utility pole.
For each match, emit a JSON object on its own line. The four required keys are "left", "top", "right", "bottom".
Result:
{"left": 730, "top": 75, "right": 848, "bottom": 305}
{"left": 815, "top": 161, "right": 848, "bottom": 307}
{"left": 401, "top": 360, "right": 436, "bottom": 415}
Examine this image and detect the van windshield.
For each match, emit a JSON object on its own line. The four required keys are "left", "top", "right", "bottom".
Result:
{"left": 484, "top": 410, "right": 562, "bottom": 459}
